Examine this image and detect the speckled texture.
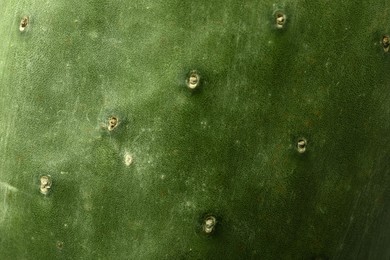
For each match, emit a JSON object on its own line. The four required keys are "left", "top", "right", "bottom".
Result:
{"left": 0, "top": 0, "right": 390, "bottom": 259}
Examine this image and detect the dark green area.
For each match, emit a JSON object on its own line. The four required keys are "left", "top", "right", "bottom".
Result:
{"left": 0, "top": 0, "right": 389, "bottom": 259}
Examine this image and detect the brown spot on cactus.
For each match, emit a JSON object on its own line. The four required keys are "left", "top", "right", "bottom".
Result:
{"left": 297, "top": 138, "right": 307, "bottom": 154}
{"left": 382, "top": 35, "right": 389, "bottom": 52}
{"left": 275, "top": 11, "right": 286, "bottom": 29}
{"left": 202, "top": 215, "right": 217, "bottom": 234}
{"left": 19, "top": 16, "right": 29, "bottom": 32}
{"left": 186, "top": 70, "right": 200, "bottom": 90}
{"left": 40, "top": 175, "right": 52, "bottom": 195}
{"left": 108, "top": 116, "right": 118, "bottom": 131}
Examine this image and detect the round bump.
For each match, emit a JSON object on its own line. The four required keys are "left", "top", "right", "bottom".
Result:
{"left": 186, "top": 70, "right": 201, "bottom": 90}
{"left": 56, "top": 241, "right": 64, "bottom": 250}
{"left": 124, "top": 152, "right": 133, "bottom": 166}
{"left": 382, "top": 35, "right": 389, "bottom": 53}
{"left": 297, "top": 138, "right": 307, "bottom": 153}
{"left": 40, "top": 175, "right": 52, "bottom": 195}
{"left": 274, "top": 11, "right": 286, "bottom": 29}
{"left": 19, "top": 16, "right": 29, "bottom": 32}
{"left": 107, "top": 116, "right": 118, "bottom": 131}
{"left": 202, "top": 215, "right": 217, "bottom": 234}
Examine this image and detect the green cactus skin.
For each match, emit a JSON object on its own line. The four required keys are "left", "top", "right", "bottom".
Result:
{"left": 1, "top": 0, "right": 390, "bottom": 259}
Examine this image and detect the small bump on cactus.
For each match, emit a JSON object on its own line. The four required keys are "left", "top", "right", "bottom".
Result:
{"left": 19, "top": 16, "right": 28, "bottom": 32}
{"left": 39, "top": 176, "right": 52, "bottom": 195}
{"left": 123, "top": 152, "right": 133, "bottom": 166}
{"left": 56, "top": 241, "right": 64, "bottom": 250}
{"left": 297, "top": 138, "right": 308, "bottom": 154}
{"left": 274, "top": 11, "right": 286, "bottom": 29}
{"left": 186, "top": 70, "right": 201, "bottom": 90}
{"left": 202, "top": 215, "right": 217, "bottom": 234}
{"left": 107, "top": 116, "right": 119, "bottom": 131}
{"left": 382, "top": 35, "right": 389, "bottom": 52}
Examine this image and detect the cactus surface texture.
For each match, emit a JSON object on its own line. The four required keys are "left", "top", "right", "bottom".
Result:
{"left": 1, "top": 0, "right": 390, "bottom": 259}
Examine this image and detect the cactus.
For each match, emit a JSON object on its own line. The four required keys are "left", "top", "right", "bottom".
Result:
{"left": 1, "top": 1, "right": 390, "bottom": 259}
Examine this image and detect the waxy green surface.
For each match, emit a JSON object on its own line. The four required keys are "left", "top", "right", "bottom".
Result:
{"left": 1, "top": 0, "right": 390, "bottom": 259}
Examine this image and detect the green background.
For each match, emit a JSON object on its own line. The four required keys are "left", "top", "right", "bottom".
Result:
{"left": 0, "top": 0, "right": 389, "bottom": 259}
